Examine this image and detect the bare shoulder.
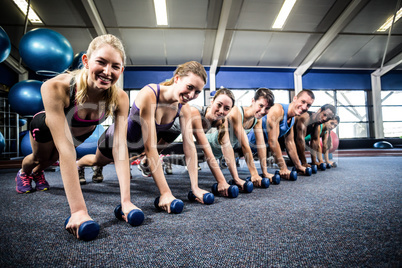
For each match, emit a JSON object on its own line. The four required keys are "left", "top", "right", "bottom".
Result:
{"left": 41, "top": 73, "right": 71, "bottom": 98}
{"left": 190, "top": 105, "right": 201, "bottom": 117}
{"left": 268, "top": 104, "right": 284, "bottom": 121}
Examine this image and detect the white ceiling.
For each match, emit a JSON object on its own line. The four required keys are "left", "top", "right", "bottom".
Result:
{"left": 1, "top": 0, "right": 402, "bottom": 71}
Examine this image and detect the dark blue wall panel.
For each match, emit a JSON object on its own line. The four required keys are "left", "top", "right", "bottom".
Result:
{"left": 98, "top": 66, "right": 402, "bottom": 91}
{"left": 215, "top": 67, "right": 294, "bottom": 89}
{"left": 303, "top": 70, "right": 372, "bottom": 90}
{"left": 381, "top": 71, "right": 402, "bottom": 90}
{"left": 0, "top": 63, "right": 18, "bottom": 87}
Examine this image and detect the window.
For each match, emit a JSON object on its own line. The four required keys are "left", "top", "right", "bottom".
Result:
{"left": 308, "top": 90, "right": 369, "bottom": 139}
{"left": 381, "top": 91, "right": 402, "bottom": 137}
{"left": 272, "top": 90, "right": 290, "bottom": 104}
{"left": 336, "top": 90, "right": 369, "bottom": 138}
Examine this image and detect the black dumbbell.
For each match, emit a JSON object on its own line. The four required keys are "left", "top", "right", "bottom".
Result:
{"left": 188, "top": 191, "right": 215, "bottom": 205}
{"left": 114, "top": 204, "right": 144, "bottom": 226}
{"left": 211, "top": 183, "right": 239, "bottom": 198}
{"left": 272, "top": 171, "right": 281, "bottom": 185}
{"left": 311, "top": 165, "right": 318, "bottom": 174}
{"left": 326, "top": 163, "right": 332, "bottom": 169}
{"left": 154, "top": 197, "right": 184, "bottom": 214}
{"left": 246, "top": 176, "right": 270, "bottom": 188}
{"left": 64, "top": 217, "right": 100, "bottom": 241}
{"left": 229, "top": 179, "right": 253, "bottom": 193}
{"left": 319, "top": 163, "right": 327, "bottom": 171}
{"left": 330, "top": 162, "right": 337, "bottom": 168}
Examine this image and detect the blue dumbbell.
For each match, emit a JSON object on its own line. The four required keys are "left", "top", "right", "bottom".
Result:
{"left": 188, "top": 191, "right": 215, "bottom": 205}
{"left": 154, "top": 197, "right": 184, "bottom": 214}
{"left": 292, "top": 166, "right": 312, "bottom": 176}
{"left": 211, "top": 183, "right": 239, "bottom": 198}
{"left": 246, "top": 176, "right": 270, "bottom": 188}
{"left": 319, "top": 163, "right": 327, "bottom": 171}
{"left": 272, "top": 171, "right": 281, "bottom": 185}
{"left": 229, "top": 179, "right": 253, "bottom": 193}
{"left": 64, "top": 217, "right": 100, "bottom": 241}
{"left": 330, "top": 162, "right": 338, "bottom": 168}
{"left": 311, "top": 165, "right": 318, "bottom": 174}
{"left": 326, "top": 163, "right": 332, "bottom": 169}
{"left": 290, "top": 168, "right": 298, "bottom": 181}
{"left": 114, "top": 204, "right": 145, "bottom": 226}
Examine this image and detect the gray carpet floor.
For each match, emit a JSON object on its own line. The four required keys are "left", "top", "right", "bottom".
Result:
{"left": 0, "top": 156, "right": 400, "bottom": 267}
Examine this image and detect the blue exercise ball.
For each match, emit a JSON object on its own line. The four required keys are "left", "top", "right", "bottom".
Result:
{"left": 0, "top": 132, "right": 5, "bottom": 154}
{"left": 21, "top": 131, "right": 32, "bottom": 156}
{"left": 76, "top": 125, "right": 105, "bottom": 159}
{"left": 19, "top": 28, "right": 73, "bottom": 75}
{"left": 19, "top": 118, "right": 27, "bottom": 127}
{"left": 8, "top": 80, "right": 44, "bottom": 116}
{"left": 69, "top": 51, "right": 86, "bottom": 71}
{"left": 0, "top": 27, "right": 11, "bottom": 63}
{"left": 373, "top": 141, "right": 393, "bottom": 149}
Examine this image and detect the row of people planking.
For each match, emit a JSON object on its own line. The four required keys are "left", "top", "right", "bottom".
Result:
{"left": 15, "top": 34, "right": 339, "bottom": 241}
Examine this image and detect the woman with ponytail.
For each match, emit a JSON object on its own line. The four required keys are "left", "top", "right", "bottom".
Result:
{"left": 158, "top": 88, "right": 240, "bottom": 196}
{"left": 78, "top": 61, "right": 209, "bottom": 213}
{"left": 15, "top": 34, "right": 131, "bottom": 240}
{"left": 204, "top": 88, "right": 274, "bottom": 190}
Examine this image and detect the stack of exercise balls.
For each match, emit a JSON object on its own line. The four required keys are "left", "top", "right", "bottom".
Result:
{"left": 10, "top": 28, "right": 77, "bottom": 157}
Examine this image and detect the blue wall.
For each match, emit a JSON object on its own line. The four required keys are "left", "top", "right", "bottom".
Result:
{"left": 124, "top": 66, "right": 402, "bottom": 91}
{"left": 382, "top": 71, "right": 402, "bottom": 90}
{"left": 3, "top": 64, "right": 400, "bottom": 91}
{"left": 0, "top": 63, "right": 18, "bottom": 87}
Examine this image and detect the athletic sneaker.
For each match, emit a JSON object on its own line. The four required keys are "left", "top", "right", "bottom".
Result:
{"left": 131, "top": 159, "right": 141, "bottom": 165}
{"left": 164, "top": 162, "right": 173, "bottom": 175}
{"left": 92, "top": 166, "right": 104, "bottom": 183}
{"left": 32, "top": 170, "right": 50, "bottom": 191}
{"left": 138, "top": 160, "right": 151, "bottom": 177}
{"left": 15, "top": 169, "right": 33, "bottom": 193}
{"left": 78, "top": 167, "right": 86, "bottom": 185}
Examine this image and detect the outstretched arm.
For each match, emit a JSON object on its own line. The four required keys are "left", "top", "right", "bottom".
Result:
{"left": 311, "top": 125, "right": 324, "bottom": 165}
{"left": 267, "top": 104, "right": 289, "bottom": 178}
{"left": 220, "top": 120, "right": 246, "bottom": 189}
{"left": 229, "top": 107, "right": 261, "bottom": 186}
{"left": 138, "top": 85, "right": 174, "bottom": 213}
{"left": 294, "top": 115, "right": 309, "bottom": 167}
{"left": 191, "top": 108, "right": 231, "bottom": 196}
{"left": 180, "top": 105, "right": 209, "bottom": 203}
{"left": 112, "top": 89, "right": 139, "bottom": 217}
{"left": 284, "top": 127, "right": 305, "bottom": 174}
{"left": 42, "top": 74, "right": 91, "bottom": 237}
{"left": 254, "top": 119, "right": 273, "bottom": 180}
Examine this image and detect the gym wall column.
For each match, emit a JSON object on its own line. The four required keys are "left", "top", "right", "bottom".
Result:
{"left": 371, "top": 74, "right": 384, "bottom": 139}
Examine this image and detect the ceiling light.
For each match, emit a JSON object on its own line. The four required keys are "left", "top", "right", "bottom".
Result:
{"left": 272, "top": 0, "right": 297, "bottom": 29}
{"left": 13, "top": 0, "right": 42, "bottom": 24}
{"left": 153, "top": 0, "right": 168, "bottom": 26}
{"left": 377, "top": 7, "right": 402, "bottom": 32}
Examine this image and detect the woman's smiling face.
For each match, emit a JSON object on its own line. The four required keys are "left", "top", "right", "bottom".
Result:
{"left": 84, "top": 44, "right": 124, "bottom": 91}
{"left": 174, "top": 72, "right": 204, "bottom": 104}
{"left": 209, "top": 94, "right": 234, "bottom": 121}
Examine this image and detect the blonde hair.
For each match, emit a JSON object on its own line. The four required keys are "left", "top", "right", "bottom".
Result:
{"left": 211, "top": 88, "right": 235, "bottom": 145}
{"left": 70, "top": 34, "right": 126, "bottom": 117}
{"left": 161, "top": 61, "right": 207, "bottom": 86}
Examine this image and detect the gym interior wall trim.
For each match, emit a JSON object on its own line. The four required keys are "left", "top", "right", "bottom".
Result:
{"left": 122, "top": 66, "right": 402, "bottom": 91}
